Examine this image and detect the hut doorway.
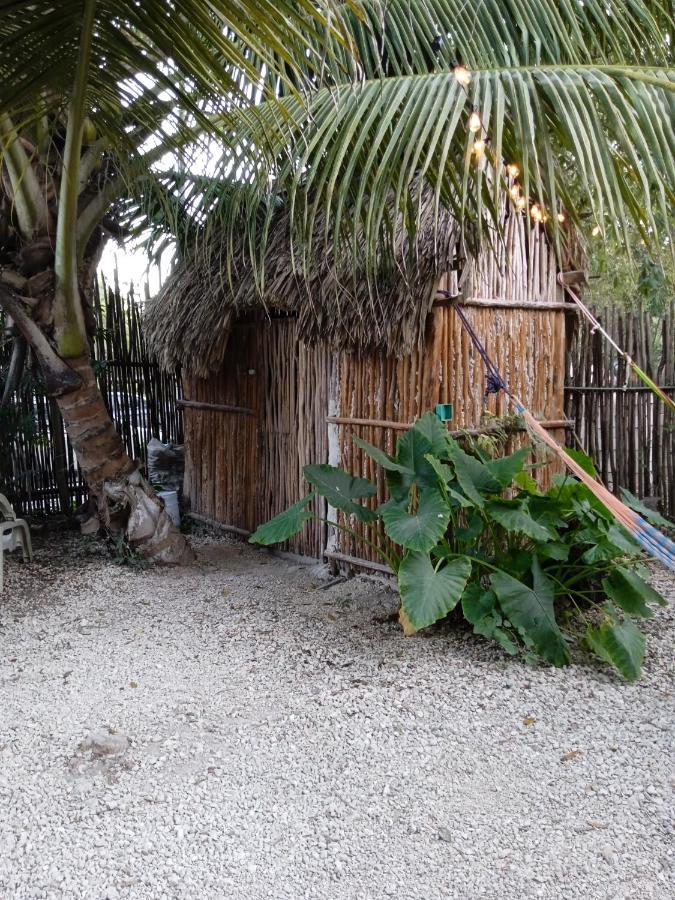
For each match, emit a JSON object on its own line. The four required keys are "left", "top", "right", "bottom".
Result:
{"left": 182, "top": 321, "right": 260, "bottom": 532}
{"left": 182, "top": 315, "right": 333, "bottom": 558}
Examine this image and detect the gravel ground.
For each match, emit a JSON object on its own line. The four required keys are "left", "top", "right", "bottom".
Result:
{"left": 0, "top": 532, "right": 673, "bottom": 900}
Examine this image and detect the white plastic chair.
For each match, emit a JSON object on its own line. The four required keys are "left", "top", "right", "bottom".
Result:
{"left": 1, "top": 493, "right": 33, "bottom": 593}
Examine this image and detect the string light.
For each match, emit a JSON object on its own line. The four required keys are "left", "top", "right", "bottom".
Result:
{"left": 516, "top": 195, "right": 526, "bottom": 210}
{"left": 468, "top": 110, "right": 481, "bottom": 133}
{"left": 509, "top": 184, "right": 520, "bottom": 200}
{"left": 507, "top": 163, "right": 519, "bottom": 178}
{"left": 557, "top": 212, "right": 566, "bottom": 223}
{"left": 472, "top": 138, "right": 486, "bottom": 156}
{"left": 454, "top": 65, "right": 471, "bottom": 86}
{"left": 530, "top": 204, "right": 543, "bottom": 223}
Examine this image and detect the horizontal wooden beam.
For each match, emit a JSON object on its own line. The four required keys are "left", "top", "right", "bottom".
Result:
{"left": 185, "top": 512, "right": 252, "bottom": 536}
{"left": 178, "top": 399, "right": 256, "bottom": 416}
{"left": 327, "top": 416, "right": 571, "bottom": 433}
{"left": 324, "top": 550, "right": 395, "bottom": 575}
{"left": 434, "top": 295, "right": 575, "bottom": 312}
{"left": 566, "top": 385, "right": 675, "bottom": 394}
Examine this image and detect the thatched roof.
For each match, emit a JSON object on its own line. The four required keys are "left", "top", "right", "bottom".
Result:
{"left": 145, "top": 190, "right": 461, "bottom": 377}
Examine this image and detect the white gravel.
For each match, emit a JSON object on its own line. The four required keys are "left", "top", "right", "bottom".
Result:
{"left": 0, "top": 533, "right": 673, "bottom": 900}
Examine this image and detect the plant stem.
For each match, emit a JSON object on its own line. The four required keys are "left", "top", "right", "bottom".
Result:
{"left": 53, "top": 0, "right": 97, "bottom": 358}
{"left": 0, "top": 113, "right": 48, "bottom": 237}
{"left": 318, "top": 517, "right": 398, "bottom": 571}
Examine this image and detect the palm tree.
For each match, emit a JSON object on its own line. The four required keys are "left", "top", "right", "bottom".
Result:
{"left": 0, "top": 1, "right": 351, "bottom": 561}
{"left": 2, "top": 2, "right": 672, "bottom": 563}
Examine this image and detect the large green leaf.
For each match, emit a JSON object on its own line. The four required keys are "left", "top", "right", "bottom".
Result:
{"left": 619, "top": 488, "right": 673, "bottom": 529}
{"left": 304, "top": 464, "right": 377, "bottom": 523}
{"left": 446, "top": 443, "right": 501, "bottom": 508}
{"left": 485, "top": 447, "right": 531, "bottom": 488}
{"left": 461, "top": 585, "right": 518, "bottom": 654}
{"left": 352, "top": 435, "right": 413, "bottom": 473}
{"left": 537, "top": 541, "right": 570, "bottom": 561}
{"left": 424, "top": 454, "right": 456, "bottom": 496}
{"left": 514, "top": 471, "right": 541, "bottom": 494}
{"left": 485, "top": 500, "right": 556, "bottom": 542}
{"left": 581, "top": 523, "right": 640, "bottom": 563}
{"left": 526, "top": 496, "right": 567, "bottom": 530}
{"left": 603, "top": 567, "right": 667, "bottom": 618}
{"left": 399, "top": 552, "right": 472, "bottom": 632}
{"left": 410, "top": 412, "right": 451, "bottom": 457}
{"left": 379, "top": 489, "right": 450, "bottom": 552}
{"left": 564, "top": 448, "right": 598, "bottom": 477}
{"left": 249, "top": 493, "right": 316, "bottom": 545}
{"left": 491, "top": 559, "right": 570, "bottom": 666}
{"left": 389, "top": 427, "right": 438, "bottom": 497}
{"left": 585, "top": 616, "right": 645, "bottom": 682}
{"left": 461, "top": 583, "right": 495, "bottom": 625}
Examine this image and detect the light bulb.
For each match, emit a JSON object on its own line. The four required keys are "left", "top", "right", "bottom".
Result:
{"left": 509, "top": 184, "right": 520, "bottom": 200}
{"left": 530, "top": 204, "right": 543, "bottom": 223}
{"left": 507, "top": 163, "right": 519, "bottom": 178}
{"left": 473, "top": 139, "right": 485, "bottom": 156}
{"left": 454, "top": 66, "right": 471, "bottom": 86}
{"left": 468, "top": 111, "right": 481, "bottom": 133}
{"left": 557, "top": 212, "right": 565, "bottom": 223}
{"left": 516, "top": 195, "right": 526, "bottom": 210}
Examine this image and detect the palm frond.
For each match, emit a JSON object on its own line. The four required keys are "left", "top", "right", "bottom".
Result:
{"left": 182, "top": 0, "right": 674, "bottom": 276}
{"left": 0, "top": 1, "right": 355, "bottom": 150}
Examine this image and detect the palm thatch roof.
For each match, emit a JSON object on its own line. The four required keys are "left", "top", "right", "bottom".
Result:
{"left": 145, "top": 188, "right": 462, "bottom": 377}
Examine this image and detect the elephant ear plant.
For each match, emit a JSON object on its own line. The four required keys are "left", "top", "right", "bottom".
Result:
{"left": 251, "top": 412, "right": 669, "bottom": 681}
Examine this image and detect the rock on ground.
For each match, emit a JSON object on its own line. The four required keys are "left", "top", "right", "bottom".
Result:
{"left": 0, "top": 534, "right": 673, "bottom": 899}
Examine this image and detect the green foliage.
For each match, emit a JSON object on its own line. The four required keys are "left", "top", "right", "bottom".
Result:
{"left": 399, "top": 553, "right": 472, "bottom": 632}
{"left": 585, "top": 615, "right": 646, "bottom": 683}
{"left": 249, "top": 494, "right": 316, "bottom": 546}
{"left": 490, "top": 561, "right": 570, "bottom": 667}
{"left": 250, "top": 411, "right": 670, "bottom": 680}
{"left": 620, "top": 488, "right": 673, "bottom": 531}
{"left": 303, "top": 465, "right": 377, "bottom": 523}
{"left": 379, "top": 489, "right": 450, "bottom": 553}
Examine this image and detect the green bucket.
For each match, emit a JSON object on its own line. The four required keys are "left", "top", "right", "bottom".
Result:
{"left": 435, "top": 403, "right": 454, "bottom": 422}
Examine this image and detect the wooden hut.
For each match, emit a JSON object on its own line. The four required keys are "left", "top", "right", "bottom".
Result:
{"left": 146, "top": 192, "right": 581, "bottom": 570}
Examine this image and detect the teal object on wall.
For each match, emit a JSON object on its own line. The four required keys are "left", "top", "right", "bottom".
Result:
{"left": 435, "top": 403, "right": 454, "bottom": 422}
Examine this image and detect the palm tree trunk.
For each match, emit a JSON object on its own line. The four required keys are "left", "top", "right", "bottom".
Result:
{"left": 55, "top": 355, "right": 194, "bottom": 564}
{"left": 55, "top": 356, "right": 135, "bottom": 487}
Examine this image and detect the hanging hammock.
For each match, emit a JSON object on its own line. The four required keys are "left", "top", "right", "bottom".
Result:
{"left": 439, "top": 290, "right": 675, "bottom": 571}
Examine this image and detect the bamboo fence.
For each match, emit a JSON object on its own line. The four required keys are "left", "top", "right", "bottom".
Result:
{"left": 565, "top": 300, "right": 674, "bottom": 518}
{"left": 1, "top": 276, "right": 182, "bottom": 515}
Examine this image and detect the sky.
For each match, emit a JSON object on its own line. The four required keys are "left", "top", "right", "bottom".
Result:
{"left": 99, "top": 238, "right": 174, "bottom": 300}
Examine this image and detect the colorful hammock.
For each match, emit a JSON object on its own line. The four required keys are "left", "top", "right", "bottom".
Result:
{"left": 439, "top": 291, "right": 675, "bottom": 571}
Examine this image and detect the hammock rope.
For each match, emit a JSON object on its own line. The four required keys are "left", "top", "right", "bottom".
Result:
{"left": 558, "top": 274, "right": 675, "bottom": 414}
{"left": 438, "top": 289, "right": 675, "bottom": 571}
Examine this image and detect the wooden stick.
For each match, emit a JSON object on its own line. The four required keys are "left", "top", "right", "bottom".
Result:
{"left": 433, "top": 296, "right": 577, "bottom": 311}
{"left": 177, "top": 399, "right": 256, "bottom": 415}
{"left": 326, "top": 415, "right": 572, "bottom": 432}
{"left": 323, "top": 550, "right": 395, "bottom": 575}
